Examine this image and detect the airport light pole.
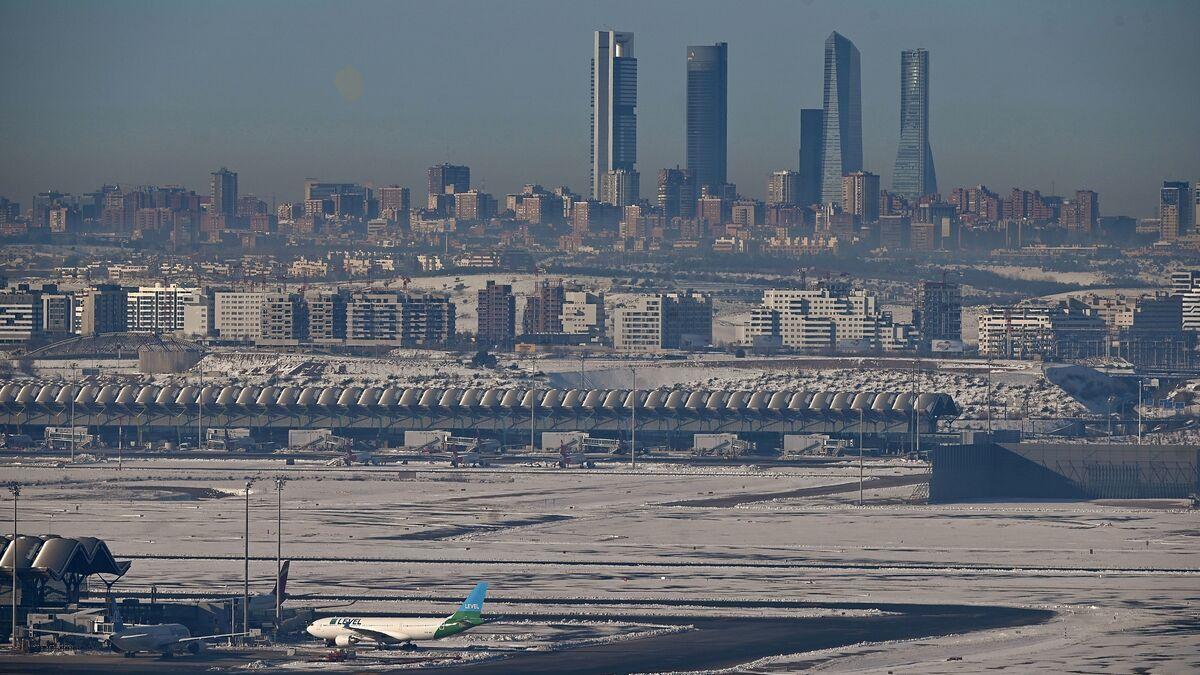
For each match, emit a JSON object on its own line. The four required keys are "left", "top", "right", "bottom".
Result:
{"left": 69, "top": 362, "right": 77, "bottom": 463}
{"left": 630, "top": 367, "right": 636, "bottom": 469}
{"left": 243, "top": 478, "right": 254, "bottom": 646}
{"left": 273, "top": 476, "right": 285, "bottom": 638}
{"left": 8, "top": 483, "right": 18, "bottom": 653}
{"left": 858, "top": 407, "right": 864, "bottom": 506}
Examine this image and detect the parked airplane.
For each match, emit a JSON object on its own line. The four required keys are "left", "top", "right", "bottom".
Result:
{"left": 306, "top": 582, "right": 488, "bottom": 648}
{"left": 31, "top": 621, "right": 250, "bottom": 658}
{"left": 246, "top": 559, "right": 290, "bottom": 619}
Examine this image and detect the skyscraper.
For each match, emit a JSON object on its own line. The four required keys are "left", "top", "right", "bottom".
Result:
{"left": 657, "top": 168, "right": 695, "bottom": 219}
{"left": 1160, "top": 181, "right": 1191, "bottom": 240}
{"left": 602, "top": 169, "right": 639, "bottom": 207}
{"left": 842, "top": 171, "right": 880, "bottom": 223}
{"left": 210, "top": 167, "right": 238, "bottom": 216}
{"left": 767, "top": 170, "right": 801, "bottom": 206}
{"left": 686, "top": 42, "right": 727, "bottom": 193}
{"left": 892, "top": 48, "right": 937, "bottom": 200}
{"left": 591, "top": 30, "right": 637, "bottom": 200}
{"left": 820, "top": 32, "right": 862, "bottom": 204}
{"left": 477, "top": 280, "right": 515, "bottom": 350}
{"left": 426, "top": 164, "right": 470, "bottom": 208}
{"left": 798, "top": 108, "right": 823, "bottom": 207}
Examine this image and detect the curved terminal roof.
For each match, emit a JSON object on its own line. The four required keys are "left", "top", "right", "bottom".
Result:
{"left": 0, "top": 381, "right": 960, "bottom": 419}
{"left": 1, "top": 535, "right": 130, "bottom": 579}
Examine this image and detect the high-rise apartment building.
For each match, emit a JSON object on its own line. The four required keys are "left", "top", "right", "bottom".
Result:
{"left": 613, "top": 292, "right": 712, "bottom": 353}
{"left": 210, "top": 167, "right": 238, "bottom": 217}
{"left": 686, "top": 42, "right": 727, "bottom": 193}
{"left": 657, "top": 168, "right": 695, "bottom": 219}
{"left": 841, "top": 171, "right": 880, "bottom": 223}
{"left": 77, "top": 284, "right": 129, "bottom": 336}
{"left": 127, "top": 284, "right": 201, "bottom": 334}
{"left": 378, "top": 185, "right": 410, "bottom": 213}
{"left": 601, "top": 169, "right": 639, "bottom": 207}
{"left": 820, "top": 32, "right": 862, "bottom": 204}
{"left": 892, "top": 48, "right": 937, "bottom": 200}
{"left": 1160, "top": 181, "right": 1191, "bottom": 240}
{"left": 477, "top": 280, "right": 515, "bottom": 350}
{"left": 767, "top": 170, "right": 801, "bottom": 206}
{"left": 523, "top": 279, "right": 566, "bottom": 335}
{"left": 914, "top": 280, "right": 962, "bottom": 345}
{"left": 591, "top": 30, "right": 637, "bottom": 200}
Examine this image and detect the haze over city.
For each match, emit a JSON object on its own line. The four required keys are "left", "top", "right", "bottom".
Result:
{"left": 3, "top": 0, "right": 1199, "bottom": 215}
{"left": 2, "top": 2, "right": 1200, "bottom": 673}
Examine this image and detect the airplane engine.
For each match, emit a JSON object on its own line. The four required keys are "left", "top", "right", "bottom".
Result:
{"left": 334, "top": 635, "right": 359, "bottom": 647}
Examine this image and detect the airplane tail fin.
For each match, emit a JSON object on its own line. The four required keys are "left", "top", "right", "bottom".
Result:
{"left": 271, "top": 560, "right": 291, "bottom": 599}
{"left": 447, "top": 582, "right": 487, "bottom": 622}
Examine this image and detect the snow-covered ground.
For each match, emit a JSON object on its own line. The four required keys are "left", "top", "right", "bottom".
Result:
{"left": 3, "top": 457, "right": 1196, "bottom": 672}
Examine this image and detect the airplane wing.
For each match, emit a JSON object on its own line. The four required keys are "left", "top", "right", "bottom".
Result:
{"left": 175, "top": 630, "right": 256, "bottom": 644}
{"left": 346, "top": 626, "right": 409, "bottom": 644}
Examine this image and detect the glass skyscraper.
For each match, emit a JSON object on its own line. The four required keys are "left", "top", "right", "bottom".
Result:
{"left": 819, "top": 32, "right": 862, "bottom": 205}
{"left": 686, "top": 42, "right": 728, "bottom": 193}
{"left": 591, "top": 30, "right": 637, "bottom": 200}
{"left": 892, "top": 48, "right": 937, "bottom": 200}
{"left": 798, "top": 108, "right": 823, "bottom": 207}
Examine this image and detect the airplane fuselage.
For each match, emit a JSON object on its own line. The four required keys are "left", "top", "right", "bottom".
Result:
{"left": 108, "top": 623, "right": 193, "bottom": 654}
{"left": 307, "top": 616, "right": 453, "bottom": 645}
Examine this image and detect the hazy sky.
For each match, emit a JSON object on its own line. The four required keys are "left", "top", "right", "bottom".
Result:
{"left": 2, "top": 0, "right": 1198, "bottom": 217}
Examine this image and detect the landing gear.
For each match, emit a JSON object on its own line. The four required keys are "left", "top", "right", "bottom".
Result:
{"left": 325, "top": 639, "right": 336, "bottom": 647}
{"left": 400, "top": 642, "right": 418, "bottom": 651}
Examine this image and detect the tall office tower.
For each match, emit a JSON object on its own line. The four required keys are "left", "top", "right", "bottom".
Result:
{"left": 210, "top": 167, "right": 238, "bottom": 216}
{"left": 767, "top": 170, "right": 801, "bottom": 206}
{"left": 601, "top": 169, "right": 639, "bottom": 207}
{"left": 1159, "top": 181, "right": 1191, "bottom": 241}
{"left": 657, "top": 168, "right": 695, "bottom": 219}
{"left": 842, "top": 171, "right": 880, "bottom": 223}
{"left": 820, "top": 32, "right": 862, "bottom": 204}
{"left": 426, "top": 164, "right": 470, "bottom": 208}
{"left": 686, "top": 42, "right": 728, "bottom": 193}
{"left": 591, "top": 30, "right": 637, "bottom": 199}
{"left": 892, "top": 48, "right": 937, "bottom": 200}
{"left": 798, "top": 108, "right": 823, "bottom": 207}
{"left": 477, "top": 280, "right": 515, "bottom": 350}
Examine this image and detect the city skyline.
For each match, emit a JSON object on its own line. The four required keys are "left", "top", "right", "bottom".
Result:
{"left": 2, "top": 1, "right": 1199, "bottom": 216}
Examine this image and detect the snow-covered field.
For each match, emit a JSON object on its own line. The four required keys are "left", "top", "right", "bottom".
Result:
{"left": 3, "top": 457, "right": 1196, "bottom": 672}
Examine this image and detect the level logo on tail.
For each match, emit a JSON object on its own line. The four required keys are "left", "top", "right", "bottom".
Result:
{"left": 434, "top": 582, "right": 488, "bottom": 638}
